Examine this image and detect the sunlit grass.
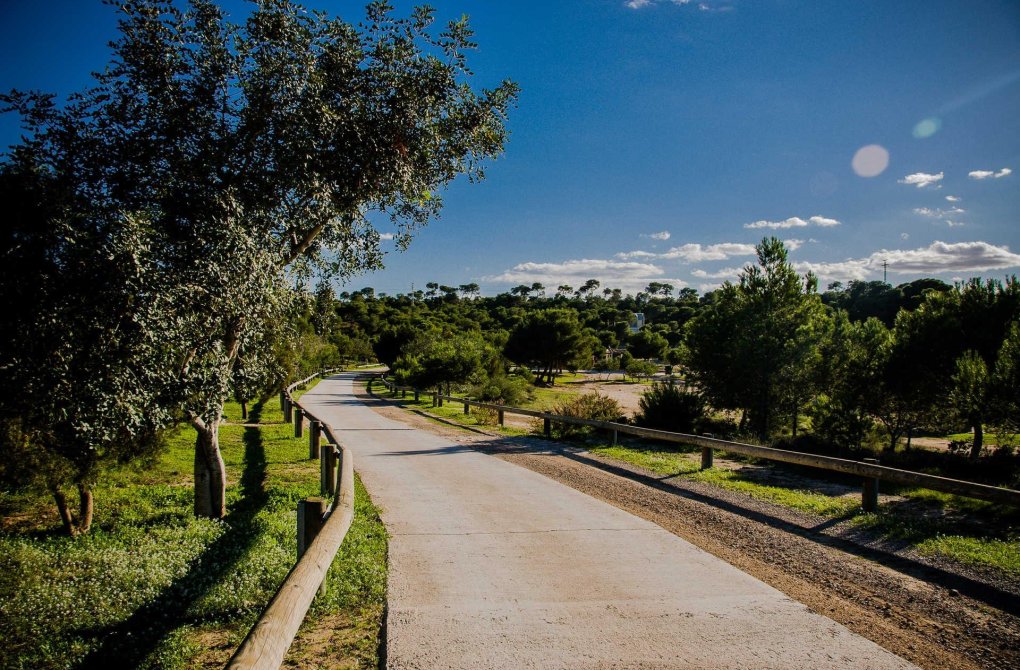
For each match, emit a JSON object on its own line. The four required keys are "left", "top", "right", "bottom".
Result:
{"left": 0, "top": 390, "right": 386, "bottom": 670}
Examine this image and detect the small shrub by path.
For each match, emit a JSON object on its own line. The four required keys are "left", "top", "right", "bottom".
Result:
{"left": 0, "top": 396, "right": 387, "bottom": 670}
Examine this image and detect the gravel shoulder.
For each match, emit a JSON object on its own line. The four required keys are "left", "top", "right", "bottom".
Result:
{"left": 359, "top": 383, "right": 1020, "bottom": 670}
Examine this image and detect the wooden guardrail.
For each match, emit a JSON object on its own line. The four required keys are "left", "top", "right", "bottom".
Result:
{"left": 226, "top": 368, "right": 351, "bottom": 670}
{"left": 373, "top": 375, "right": 1020, "bottom": 511}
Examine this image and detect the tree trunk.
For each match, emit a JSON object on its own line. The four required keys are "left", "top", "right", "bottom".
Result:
{"left": 76, "top": 483, "right": 94, "bottom": 534}
{"left": 906, "top": 427, "right": 913, "bottom": 450}
{"left": 194, "top": 421, "right": 227, "bottom": 518}
{"left": 970, "top": 421, "right": 984, "bottom": 460}
{"left": 791, "top": 404, "right": 799, "bottom": 438}
{"left": 241, "top": 401, "right": 248, "bottom": 421}
{"left": 52, "top": 484, "right": 93, "bottom": 536}
{"left": 53, "top": 489, "right": 76, "bottom": 536}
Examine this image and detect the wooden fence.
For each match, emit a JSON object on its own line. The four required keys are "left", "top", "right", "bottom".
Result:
{"left": 374, "top": 376, "right": 1020, "bottom": 511}
{"left": 226, "top": 368, "right": 353, "bottom": 670}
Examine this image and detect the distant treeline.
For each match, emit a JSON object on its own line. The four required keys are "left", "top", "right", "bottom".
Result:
{"left": 295, "top": 239, "right": 1019, "bottom": 482}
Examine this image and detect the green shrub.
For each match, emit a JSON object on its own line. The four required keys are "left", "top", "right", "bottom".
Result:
{"left": 637, "top": 381, "right": 706, "bottom": 434}
{"left": 625, "top": 359, "right": 658, "bottom": 378}
{"left": 471, "top": 375, "right": 533, "bottom": 406}
{"left": 551, "top": 392, "right": 624, "bottom": 437}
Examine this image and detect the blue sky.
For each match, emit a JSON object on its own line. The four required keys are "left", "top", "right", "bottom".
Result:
{"left": 2, "top": 0, "right": 1018, "bottom": 295}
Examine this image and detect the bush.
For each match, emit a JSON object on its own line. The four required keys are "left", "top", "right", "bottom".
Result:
{"left": 551, "top": 392, "right": 625, "bottom": 437}
{"left": 625, "top": 359, "right": 657, "bottom": 379}
{"left": 637, "top": 381, "right": 706, "bottom": 434}
{"left": 470, "top": 375, "right": 533, "bottom": 406}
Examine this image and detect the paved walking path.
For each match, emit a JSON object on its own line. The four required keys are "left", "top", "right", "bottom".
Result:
{"left": 300, "top": 374, "right": 915, "bottom": 669}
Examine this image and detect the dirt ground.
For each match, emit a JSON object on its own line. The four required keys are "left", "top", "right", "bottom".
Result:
{"left": 360, "top": 384, "right": 1020, "bottom": 670}
{"left": 564, "top": 373, "right": 648, "bottom": 416}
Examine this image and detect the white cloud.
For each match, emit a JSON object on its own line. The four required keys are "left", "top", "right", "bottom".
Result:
{"left": 698, "top": 282, "right": 723, "bottom": 293}
{"left": 691, "top": 267, "right": 741, "bottom": 279}
{"left": 378, "top": 232, "right": 395, "bottom": 241}
{"left": 969, "top": 167, "right": 1012, "bottom": 180}
{"left": 744, "top": 215, "right": 841, "bottom": 229}
{"left": 913, "top": 206, "right": 966, "bottom": 224}
{"left": 745, "top": 217, "right": 806, "bottom": 229}
{"left": 642, "top": 230, "right": 671, "bottom": 241}
{"left": 784, "top": 238, "right": 806, "bottom": 250}
{"left": 898, "top": 172, "right": 944, "bottom": 188}
{"left": 945, "top": 195, "right": 961, "bottom": 202}
{"left": 794, "top": 241, "right": 1020, "bottom": 281}
{"left": 485, "top": 258, "right": 686, "bottom": 293}
{"left": 625, "top": 0, "right": 729, "bottom": 11}
{"left": 901, "top": 233, "right": 910, "bottom": 240}
{"left": 619, "top": 242, "right": 757, "bottom": 262}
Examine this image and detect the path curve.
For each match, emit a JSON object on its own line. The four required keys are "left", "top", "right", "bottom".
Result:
{"left": 301, "top": 374, "right": 915, "bottom": 669}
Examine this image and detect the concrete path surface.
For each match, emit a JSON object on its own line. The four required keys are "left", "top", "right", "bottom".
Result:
{"left": 300, "top": 374, "right": 915, "bottom": 669}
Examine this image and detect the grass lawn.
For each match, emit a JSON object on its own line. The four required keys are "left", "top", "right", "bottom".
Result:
{"left": 0, "top": 389, "right": 387, "bottom": 670}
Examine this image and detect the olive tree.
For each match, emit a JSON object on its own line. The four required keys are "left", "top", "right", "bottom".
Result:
{"left": 3, "top": 0, "right": 517, "bottom": 518}
{"left": 0, "top": 164, "right": 172, "bottom": 535}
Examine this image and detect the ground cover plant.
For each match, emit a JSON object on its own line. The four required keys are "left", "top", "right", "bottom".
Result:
{"left": 0, "top": 391, "right": 387, "bottom": 670}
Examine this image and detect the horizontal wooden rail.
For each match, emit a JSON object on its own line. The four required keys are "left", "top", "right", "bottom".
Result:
{"left": 375, "top": 375, "right": 1020, "bottom": 508}
{"left": 226, "top": 368, "right": 353, "bottom": 670}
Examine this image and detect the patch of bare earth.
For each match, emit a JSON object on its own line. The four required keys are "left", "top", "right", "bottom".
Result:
{"left": 358, "top": 382, "right": 1020, "bottom": 670}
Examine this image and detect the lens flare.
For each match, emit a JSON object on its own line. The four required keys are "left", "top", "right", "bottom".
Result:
{"left": 913, "top": 117, "right": 941, "bottom": 139}
{"left": 851, "top": 144, "right": 889, "bottom": 178}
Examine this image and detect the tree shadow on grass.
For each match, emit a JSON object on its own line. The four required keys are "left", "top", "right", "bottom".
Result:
{"left": 74, "top": 400, "right": 271, "bottom": 670}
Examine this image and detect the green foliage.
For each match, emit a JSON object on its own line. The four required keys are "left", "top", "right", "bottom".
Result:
{"left": 627, "top": 328, "right": 669, "bottom": 360}
{"left": 504, "top": 309, "right": 594, "bottom": 384}
{"left": 625, "top": 359, "right": 658, "bottom": 378}
{"left": 808, "top": 315, "right": 888, "bottom": 451}
{"left": 396, "top": 330, "right": 493, "bottom": 392}
{"left": 470, "top": 374, "right": 534, "bottom": 406}
{"left": 2, "top": 0, "right": 517, "bottom": 519}
{"left": 991, "top": 323, "right": 1020, "bottom": 440}
{"left": 550, "top": 392, "right": 624, "bottom": 437}
{"left": 637, "top": 382, "right": 706, "bottom": 434}
{"left": 950, "top": 350, "right": 990, "bottom": 458}
{"left": 685, "top": 237, "right": 831, "bottom": 440}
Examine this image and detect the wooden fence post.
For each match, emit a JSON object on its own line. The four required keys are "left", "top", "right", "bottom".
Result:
{"left": 283, "top": 397, "right": 293, "bottom": 423}
{"left": 325, "top": 448, "right": 338, "bottom": 497}
{"left": 309, "top": 420, "right": 321, "bottom": 460}
{"left": 294, "top": 408, "right": 303, "bottom": 438}
{"left": 862, "top": 458, "right": 880, "bottom": 512}
{"left": 612, "top": 429, "right": 618, "bottom": 446}
{"left": 701, "top": 447, "right": 714, "bottom": 470}
{"left": 438, "top": 394, "right": 444, "bottom": 407}
{"left": 297, "top": 497, "right": 326, "bottom": 560}
{"left": 498, "top": 410, "right": 504, "bottom": 426}
{"left": 464, "top": 401, "right": 470, "bottom": 415}
{"left": 279, "top": 391, "right": 286, "bottom": 411}
{"left": 544, "top": 417, "right": 551, "bottom": 437}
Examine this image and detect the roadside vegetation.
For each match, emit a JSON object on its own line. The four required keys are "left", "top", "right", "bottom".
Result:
{"left": 376, "top": 379, "right": 1020, "bottom": 579}
{"left": 0, "top": 391, "right": 388, "bottom": 670}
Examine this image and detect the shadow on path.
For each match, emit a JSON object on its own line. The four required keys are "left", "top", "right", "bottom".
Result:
{"left": 74, "top": 400, "right": 271, "bottom": 669}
